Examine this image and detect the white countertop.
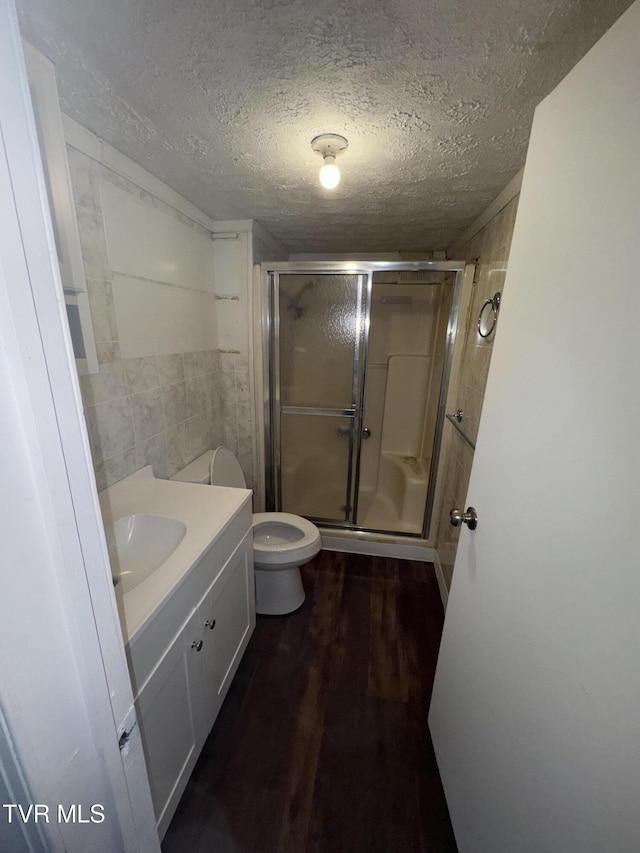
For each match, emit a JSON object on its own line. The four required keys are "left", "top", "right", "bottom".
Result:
{"left": 99, "top": 466, "right": 251, "bottom": 644}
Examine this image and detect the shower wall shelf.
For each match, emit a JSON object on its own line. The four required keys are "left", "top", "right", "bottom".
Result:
{"left": 446, "top": 412, "right": 476, "bottom": 450}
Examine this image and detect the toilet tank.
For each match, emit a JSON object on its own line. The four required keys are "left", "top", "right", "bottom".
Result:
{"left": 170, "top": 447, "right": 247, "bottom": 489}
{"left": 170, "top": 450, "right": 214, "bottom": 485}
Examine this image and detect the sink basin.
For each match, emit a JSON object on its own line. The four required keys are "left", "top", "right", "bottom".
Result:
{"left": 106, "top": 513, "right": 187, "bottom": 594}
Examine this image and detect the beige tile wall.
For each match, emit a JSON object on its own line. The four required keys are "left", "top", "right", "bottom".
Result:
{"left": 68, "top": 146, "right": 254, "bottom": 490}
{"left": 436, "top": 195, "right": 519, "bottom": 589}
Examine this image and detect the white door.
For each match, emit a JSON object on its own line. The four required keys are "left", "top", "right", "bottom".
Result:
{"left": 1, "top": 3, "right": 159, "bottom": 850}
{"left": 429, "top": 3, "right": 640, "bottom": 852}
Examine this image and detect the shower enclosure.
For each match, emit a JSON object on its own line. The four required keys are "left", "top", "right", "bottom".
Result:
{"left": 263, "top": 261, "right": 464, "bottom": 539}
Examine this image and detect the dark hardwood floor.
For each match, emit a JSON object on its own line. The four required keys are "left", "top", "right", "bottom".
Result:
{"left": 162, "top": 551, "right": 458, "bottom": 853}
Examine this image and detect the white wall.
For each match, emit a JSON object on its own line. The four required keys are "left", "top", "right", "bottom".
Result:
{"left": 63, "top": 117, "right": 274, "bottom": 490}
{"left": 100, "top": 180, "right": 217, "bottom": 358}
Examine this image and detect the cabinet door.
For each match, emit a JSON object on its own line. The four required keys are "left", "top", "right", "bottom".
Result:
{"left": 198, "top": 529, "right": 256, "bottom": 731}
{"left": 134, "top": 608, "right": 207, "bottom": 838}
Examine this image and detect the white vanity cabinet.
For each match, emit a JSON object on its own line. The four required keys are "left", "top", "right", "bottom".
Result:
{"left": 124, "top": 498, "right": 255, "bottom": 838}
{"left": 196, "top": 529, "right": 255, "bottom": 730}
{"left": 134, "top": 608, "right": 208, "bottom": 834}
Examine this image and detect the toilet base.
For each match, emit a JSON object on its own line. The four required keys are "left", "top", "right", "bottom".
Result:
{"left": 255, "top": 565, "right": 305, "bottom": 615}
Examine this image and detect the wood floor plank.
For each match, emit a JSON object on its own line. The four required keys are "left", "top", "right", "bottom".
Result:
{"left": 305, "top": 566, "right": 377, "bottom": 853}
{"left": 367, "top": 560, "right": 411, "bottom": 703}
{"left": 274, "top": 558, "right": 345, "bottom": 852}
{"left": 162, "top": 551, "right": 457, "bottom": 853}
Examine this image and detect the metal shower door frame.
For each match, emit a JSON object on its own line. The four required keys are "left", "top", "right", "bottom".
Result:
{"left": 263, "top": 260, "right": 465, "bottom": 539}
{"left": 267, "top": 268, "right": 370, "bottom": 524}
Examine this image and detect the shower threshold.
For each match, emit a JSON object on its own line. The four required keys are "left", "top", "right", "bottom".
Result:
{"left": 319, "top": 526, "right": 436, "bottom": 563}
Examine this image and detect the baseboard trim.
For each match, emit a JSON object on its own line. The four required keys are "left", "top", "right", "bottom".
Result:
{"left": 432, "top": 550, "right": 449, "bottom": 610}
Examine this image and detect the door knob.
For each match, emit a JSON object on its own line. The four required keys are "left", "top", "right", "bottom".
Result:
{"left": 450, "top": 506, "right": 478, "bottom": 530}
{"left": 362, "top": 427, "right": 371, "bottom": 439}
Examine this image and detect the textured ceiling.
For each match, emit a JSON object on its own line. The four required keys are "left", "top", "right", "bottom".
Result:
{"left": 17, "top": 0, "right": 633, "bottom": 254}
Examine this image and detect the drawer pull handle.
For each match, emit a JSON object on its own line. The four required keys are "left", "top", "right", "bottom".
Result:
{"left": 191, "top": 639, "right": 203, "bottom": 652}
{"left": 205, "top": 619, "right": 216, "bottom": 631}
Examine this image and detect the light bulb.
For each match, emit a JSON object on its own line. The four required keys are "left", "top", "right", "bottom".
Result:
{"left": 319, "top": 155, "right": 340, "bottom": 189}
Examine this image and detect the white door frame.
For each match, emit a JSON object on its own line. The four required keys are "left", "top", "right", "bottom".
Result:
{"left": 0, "top": 1, "right": 158, "bottom": 849}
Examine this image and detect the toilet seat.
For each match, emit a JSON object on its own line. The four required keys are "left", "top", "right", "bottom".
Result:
{"left": 252, "top": 512, "right": 322, "bottom": 570}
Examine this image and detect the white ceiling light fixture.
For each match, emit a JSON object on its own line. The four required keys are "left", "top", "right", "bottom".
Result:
{"left": 311, "top": 133, "right": 348, "bottom": 189}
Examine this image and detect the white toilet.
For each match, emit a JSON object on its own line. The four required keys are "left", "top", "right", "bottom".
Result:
{"left": 171, "top": 447, "right": 322, "bottom": 615}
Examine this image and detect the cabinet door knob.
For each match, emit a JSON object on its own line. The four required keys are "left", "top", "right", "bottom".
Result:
{"left": 205, "top": 619, "right": 216, "bottom": 630}
{"left": 191, "top": 639, "right": 203, "bottom": 651}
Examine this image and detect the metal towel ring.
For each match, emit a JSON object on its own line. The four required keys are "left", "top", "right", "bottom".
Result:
{"left": 477, "top": 292, "right": 501, "bottom": 338}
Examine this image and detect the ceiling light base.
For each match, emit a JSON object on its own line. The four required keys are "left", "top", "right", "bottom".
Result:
{"left": 311, "top": 133, "right": 349, "bottom": 158}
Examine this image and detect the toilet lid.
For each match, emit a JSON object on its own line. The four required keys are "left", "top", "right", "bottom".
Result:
{"left": 209, "top": 446, "right": 246, "bottom": 488}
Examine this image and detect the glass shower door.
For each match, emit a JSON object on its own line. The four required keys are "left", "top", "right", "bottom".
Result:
{"left": 273, "top": 272, "right": 367, "bottom": 523}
